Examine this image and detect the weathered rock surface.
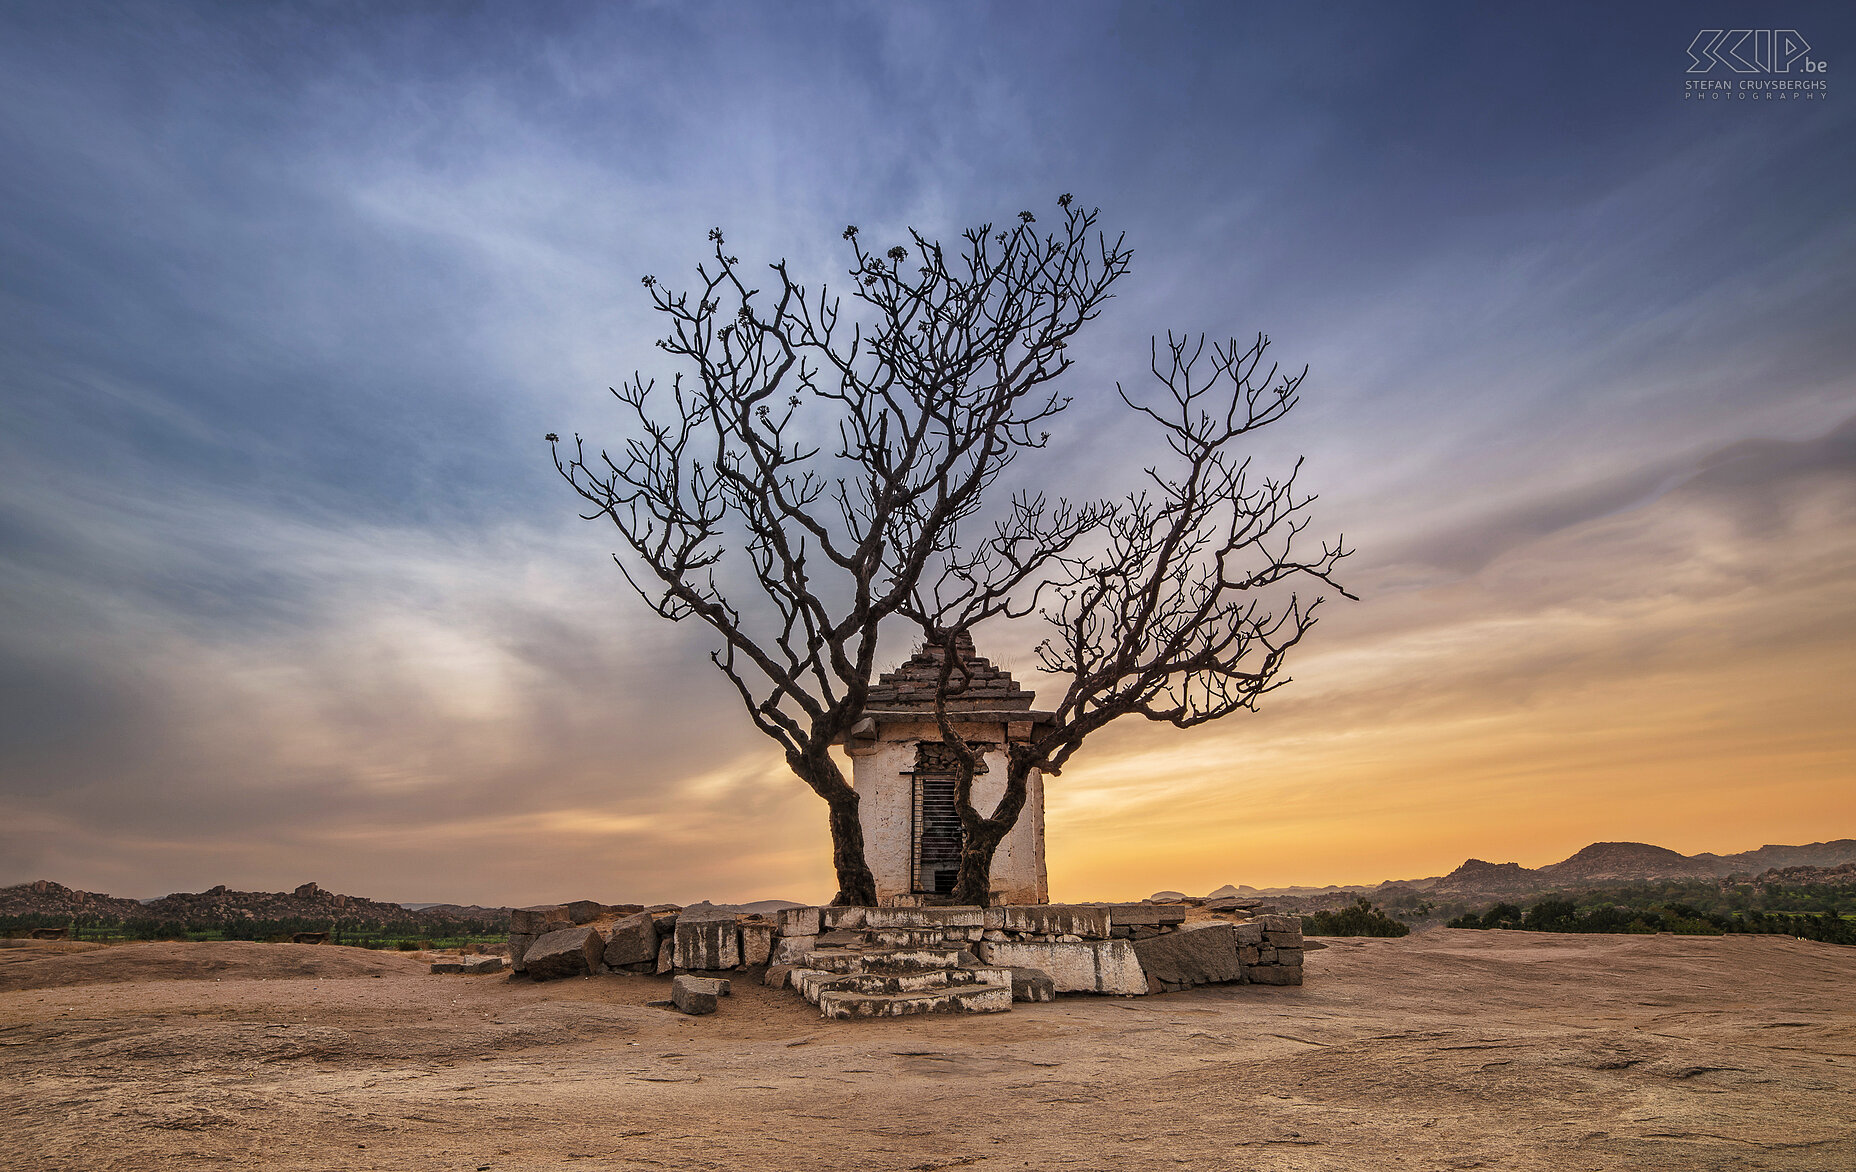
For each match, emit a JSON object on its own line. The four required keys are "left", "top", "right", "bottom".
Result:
{"left": 739, "top": 921, "right": 775, "bottom": 967}
{"left": 1104, "top": 903, "right": 1189, "bottom": 927}
{"left": 674, "top": 909, "right": 741, "bottom": 971}
{"left": 985, "top": 905, "right": 1111, "bottom": 939}
{"left": 1007, "top": 966, "right": 1056, "bottom": 1002}
{"left": 509, "top": 905, "right": 568, "bottom": 935}
{"left": 601, "top": 912, "right": 658, "bottom": 968}
{"left": 777, "top": 906, "right": 821, "bottom": 937}
{"left": 566, "top": 900, "right": 604, "bottom": 925}
{"left": 671, "top": 974, "right": 722, "bottom": 1015}
{"left": 976, "top": 939, "right": 1148, "bottom": 994}
{"left": 524, "top": 925, "right": 602, "bottom": 981}
{"left": 429, "top": 955, "right": 505, "bottom": 975}
{"left": 1131, "top": 922, "right": 1241, "bottom": 991}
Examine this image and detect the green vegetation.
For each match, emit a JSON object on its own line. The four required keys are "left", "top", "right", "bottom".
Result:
{"left": 0, "top": 912, "right": 504, "bottom": 950}
{"left": 1302, "top": 898, "right": 1411, "bottom": 937}
{"left": 1447, "top": 895, "right": 1856, "bottom": 946}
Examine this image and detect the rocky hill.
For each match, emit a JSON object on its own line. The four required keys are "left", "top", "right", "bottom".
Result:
{"left": 0, "top": 880, "right": 149, "bottom": 920}
{"left": 1438, "top": 859, "right": 1540, "bottom": 893}
{"left": 1201, "top": 839, "right": 1856, "bottom": 906}
{"left": 2, "top": 880, "right": 509, "bottom": 931}
{"left": 1539, "top": 842, "right": 1719, "bottom": 883}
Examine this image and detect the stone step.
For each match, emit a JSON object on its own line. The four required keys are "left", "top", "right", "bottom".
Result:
{"left": 799, "top": 946, "right": 967, "bottom": 974}
{"left": 813, "top": 969, "right": 978, "bottom": 996}
{"left": 814, "top": 982, "right": 1013, "bottom": 1019}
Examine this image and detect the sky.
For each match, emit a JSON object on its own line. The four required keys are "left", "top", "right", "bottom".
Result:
{"left": 1, "top": 2, "right": 1852, "bottom": 906}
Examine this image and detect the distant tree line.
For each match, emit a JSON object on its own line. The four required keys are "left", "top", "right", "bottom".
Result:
{"left": 0, "top": 911, "right": 505, "bottom": 947}
{"left": 1447, "top": 898, "right": 1856, "bottom": 946}
{"left": 1301, "top": 898, "right": 1410, "bottom": 937}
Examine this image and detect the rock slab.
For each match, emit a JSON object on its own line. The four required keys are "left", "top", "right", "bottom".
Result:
{"left": 976, "top": 939, "right": 1148, "bottom": 995}
{"left": 524, "top": 925, "right": 603, "bottom": 981}
{"left": 602, "top": 912, "right": 659, "bottom": 968}
{"left": 1131, "top": 922, "right": 1241, "bottom": 991}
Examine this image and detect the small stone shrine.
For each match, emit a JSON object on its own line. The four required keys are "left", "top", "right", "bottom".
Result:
{"left": 845, "top": 634, "right": 1049, "bottom": 905}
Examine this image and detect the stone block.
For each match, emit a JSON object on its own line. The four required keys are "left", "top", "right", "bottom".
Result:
{"left": 655, "top": 936, "right": 673, "bottom": 975}
{"left": 431, "top": 955, "right": 505, "bottom": 975}
{"left": 601, "top": 912, "right": 659, "bottom": 968}
{"left": 1274, "top": 947, "right": 1304, "bottom": 967}
{"left": 510, "top": 905, "right": 568, "bottom": 934}
{"left": 864, "top": 906, "right": 984, "bottom": 929}
{"left": 994, "top": 905, "right": 1112, "bottom": 939}
{"left": 820, "top": 906, "right": 867, "bottom": 930}
{"left": 1248, "top": 965, "right": 1302, "bottom": 986}
{"left": 1264, "top": 928, "right": 1303, "bottom": 947}
{"left": 976, "top": 939, "right": 1148, "bottom": 995}
{"left": 674, "top": 910, "right": 741, "bottom": 971}
{"left": 1105, "top": 903, "right": 1189, "bottom": 927}
{"left": 1007, "top": 966, "right": 1056, "bottom": 1002}
{"left": 739, "top": 922, "right": 775, "bottom": 967}
{"left": 508, "top": 932, "right": 536, "bottom": 972}
{"left": 770, "top": 935, "right": 817, "bottom": 966}
{"left": 1238, "top": 944, "right": 1261, "bottom": 965}
{"left": 763, "top": 964, "right": 794, "bottom": 990}
{"left": 1256, "top": 914, "right": 1299, "bottom": 933}
{"left": 1130, "top": 922, "right": 1241, "bottom": 990}
{"left": 671, "top": 974, "right": 721, "bottom": 1015}
{"left": 1233, "top": 921, "right": 1264, "bottom": 945}
{"left": 776, "top": 906, "right": 821, "bottom": 937}
{"left": 567, "top": 899, "right": 604, "bottom": 925}
{"left": 524, "top": 925, "right": 603, "bottom": 981}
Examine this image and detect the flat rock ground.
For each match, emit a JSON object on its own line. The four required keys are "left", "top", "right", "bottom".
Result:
{"left": 2, "top": 932, "right": 1851, "bottom": 1171}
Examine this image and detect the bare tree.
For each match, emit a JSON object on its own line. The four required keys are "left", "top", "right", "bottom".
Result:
{"left": 554, "top": 197, "right": 1129, "bottom": 905}
{"left": 908, "top": 332, "right": 1353, "bottom": 906}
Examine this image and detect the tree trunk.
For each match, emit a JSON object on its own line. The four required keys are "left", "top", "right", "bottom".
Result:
{"left": 789, "top": 745, "right": 879, "bottom": 907}
{"left": 949, "top": 757, "right": 1033, "bottom": 906}
{"left": 825, "top": 790, "right": 878, "bottom": 907}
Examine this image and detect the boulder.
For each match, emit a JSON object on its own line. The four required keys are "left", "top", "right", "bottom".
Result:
{"left": 1007, "top": 967, "right": 1056, "bottom": 1002}
{"left": 674, "top": 909, "right": 740, "bottom": 971}
{"left": 567, "top": 900, "right": 604, "bottom": 925}
{"left": 601, "top": 912, "right": 659, "bottom": 968}
{"left": 1130, "top": 922, "right": 1241, "bottom": 990}
{"left": 776, "top": 906, "right": 821, "bottom": 937}
{"left": 524, "top": 925, "right": 603, "bottom": 981}
{"left": 671, "top": 974, "right": 720, "bottom": 1015}
{"left": 976, "top": 939, "right": 1148, "bottom": 995}
{"left": 670, "top": 975, "right": 731, "bottom": 1014}
{"left": 510, "top": 904, "right": 568, "bottom": 934}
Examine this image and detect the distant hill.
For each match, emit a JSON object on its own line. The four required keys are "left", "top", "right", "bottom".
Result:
{"left": 1439, "top": 859, "right": 1541, "bottom": 892}
{"left": 1196, "top": 839, "right": 1856, "bottom": 905}
{"left": 1, "top": 880, "right": 510, "bottom": 932}
{"left": 1539, "top": 842, "right": 1718, "bottom": 883}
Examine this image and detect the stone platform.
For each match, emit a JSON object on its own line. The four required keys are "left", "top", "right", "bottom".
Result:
{"left": 507, "top": 898, "right": 1305, "bottom": 1017}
